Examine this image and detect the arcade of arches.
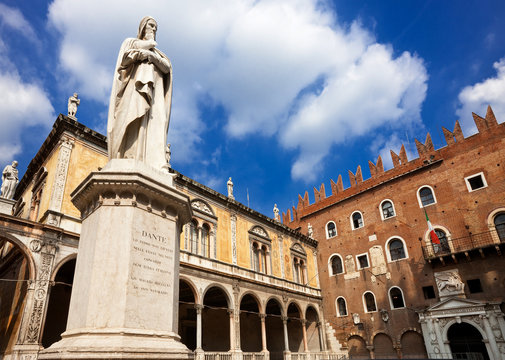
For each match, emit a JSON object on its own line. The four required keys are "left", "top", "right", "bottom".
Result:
{"left": 177, "top": 279, "right": 324, "bottom": 358}
{"left": 0, "top": 216, "right": 327, "bottom": 360}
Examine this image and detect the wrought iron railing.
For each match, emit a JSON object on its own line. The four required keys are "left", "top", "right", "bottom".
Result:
{"left": 421, "top": 229, "right": 504, "bottom": 260}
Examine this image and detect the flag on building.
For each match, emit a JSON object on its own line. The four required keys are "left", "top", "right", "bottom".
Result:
{"left": 425, "top": 209, "right": 440, "bottom": 244}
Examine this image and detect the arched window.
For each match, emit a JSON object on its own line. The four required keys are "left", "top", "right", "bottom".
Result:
{"left": 389, "top": 287, "right": 405, "bottom": 309}
{"left": 201, "top": 224, "right": 210, "bottom": 257}
{"left": 260, "top": 245, "right": 267, "bottom": 274}
{"left": 190, "top": 220, "right": 198, "bottom": 254}
{"left": 434, "top": 229, "right": 450, "bottom": 253}
{"left": 299, "top": 259, "right": 306, "bottom": 284}
{"left": 252, "top": 242, "right": 260, "bottom": 272}
{"left": 351, "top": 212, "right": 364, "bottom": 229}
{"left": 494, "top": 213, "right": 505, "bottom": 241}
{"left": 336, "top": 297, "right": 347, "bottom": 317}
{"left": 326, "top": 221, "right": 337, "bottom": 238}
{"left": 418, "top": 186, "right": 436, "bottom": 207}
{"left": 388, "top": 239, "right": 406, "bottom": 261}
{"left": 363, "top": 292, "right": 377, "bottom": 312}
{"left": 329, "top": 255, "right": 344, "bottom": 275}
{"left": 381, "top": 200, "right": 395, "bottom": 219}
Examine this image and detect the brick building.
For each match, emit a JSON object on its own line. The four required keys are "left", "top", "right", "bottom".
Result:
{"left": 283, "top": 106, "right": 505, "bottom": 360}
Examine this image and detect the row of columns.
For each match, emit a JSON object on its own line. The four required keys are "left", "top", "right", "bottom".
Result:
{"left": 188, "top": 222, "right": 216, "bottom": 258}
{"left": 194, "top": 305, "right": 325, "bottom": 353}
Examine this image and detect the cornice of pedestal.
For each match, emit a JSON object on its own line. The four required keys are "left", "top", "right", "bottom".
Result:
{"left": 71, "top": 159, "right": 192, "bottom": 224}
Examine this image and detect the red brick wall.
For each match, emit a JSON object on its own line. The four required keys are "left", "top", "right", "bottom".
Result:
{"left": 284, "top": 108, "right": 505, "bottom": 354}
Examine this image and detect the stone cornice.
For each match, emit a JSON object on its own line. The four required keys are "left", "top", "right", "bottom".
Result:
{"left": 174, "top": 171, "right": 318, "bottom": 248}
{"left": 16, "top": 114, "right": 107, "bottom": 198}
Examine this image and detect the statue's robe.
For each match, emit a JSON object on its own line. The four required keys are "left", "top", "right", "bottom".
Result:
{"left": 107, "top": 37, "right": 172, "bottom": 170}
{"left": 1, "top": 165, "right": 18, "bottom": 199}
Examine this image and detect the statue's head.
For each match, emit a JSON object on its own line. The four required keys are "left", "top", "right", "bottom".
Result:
{"left": 138, "top": 16, "right": 157, "bottom": 40}
{"left": 73, "top": 93, "right": 78, "bottom": 98}
{"left": 12, "top": 161, "right": 18, "bottom": 167}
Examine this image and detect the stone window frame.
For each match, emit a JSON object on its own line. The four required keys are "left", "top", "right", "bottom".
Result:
{"left": 336, "top": 296, "right": 348, "bottom": 317}
{"left": 350, "top": 211, "right": 364, "bottom": 230}
{"left": 328, "top": 253, "right": 345, "bottom": 276}
{"left": 326, "top": 221, "right": 337, "bottom": 239}
{"left": 388, "top": 286, "right": 406, "bottom": 310}
{"left": 423, "top": 224, "right": 453, "bottom": 256}
{"left": 464, "top": 171, "right": 488, "bottom": 192}
{"left": 362, "top": 291, "right": 377, "bottom": 313}
{"left": 356, "top": 252, "right": 370, "bottom": 270}
{"left": 379, "top": 199, "right": 396, "bottom": 221}
{"left": 487, "top": 207, "right": 505, "bottom": 243}
{"left": 416, "top": 185, "right": 437, "bottom": 208}
{"left": 186, "top": 199, "right": 218, "bottom": 259}
{"left": 385, "top": 236, "right": 409, "bottom": 263}
{"left": 290, "top": 242, "right": 307, "bottom": 285}
{"left": 249, "top": 225, "right": 272, "bottom": 275}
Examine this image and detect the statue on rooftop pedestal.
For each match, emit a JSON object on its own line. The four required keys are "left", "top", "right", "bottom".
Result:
{"left": 68, "top": 93, "right": 80, "bottom": 118}
{"left": 227, "top": 177, "right": 234, "bottom": 199}
{"left": 107, "top": 16, "right": 173, "bottom": 171}
{"left": 273, "top": 203, "right": 280, "bottom": 221}
{"left": 1, "top": 161, "right": 18, "bottom": 199}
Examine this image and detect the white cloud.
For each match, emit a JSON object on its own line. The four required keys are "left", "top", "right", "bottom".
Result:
{"left": 0, "top": 6, "right": 55, "bottom": 163}
{"left": 47, "top": 0, "right": 428, "bottom": 179}
{"left": 0, "top": 3, "right": 37, "bottom": 41}
{"left": 456, "top": 57, "right": 505, "bottom": 134}
{"left": 0, "top": 70, "right": 54, "bottom": 162}
{"left": 282, "top": 44, "right": 427, "bottom": 181}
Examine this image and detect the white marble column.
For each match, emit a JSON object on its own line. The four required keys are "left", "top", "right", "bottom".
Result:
{"left": 47, "top": 137, "right": 74, "bottom": 226}
{"left": 282, "top": 316, "right": 290, "bottom": 352}
{"left": 184, "top": 224, "right": 189, "bottom": 251}
{"left": 13, "top": 245, "right": 57, "bottom": 359}
{"left": 265, "top": 250, "right": 271, "bottom": 274}
{"left": 481, "top": 314, "right": 500, "bottom": 360}
{"left": 260, "top": 314, "right": 267, "bottom": 352}
{"left": 316, "top": 322, "right": 325, "bottom": 351}
{"left": 433, "top": 319, "right": 450, "bottom": 354}
{"left": 228, "top": 309, "right": 236, "bottom": 351}
{"left": 210, "top": 228, "right": 216, "bottom": 259}
{"left": 301, "top": 319, "right": 308, "bottom": 352}
{"left": 195, "top": 304, "right": 204, "bottom": 351}
{"left": 197, "top": 226, "right": 202, "bottom": 256}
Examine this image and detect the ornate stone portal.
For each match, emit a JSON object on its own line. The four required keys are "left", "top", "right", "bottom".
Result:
{"left": 40, "top": 17, "right": 193, "bottom": 360}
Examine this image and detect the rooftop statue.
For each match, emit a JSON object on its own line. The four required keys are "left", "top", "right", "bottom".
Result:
{"left": 227, "top": 177, "right": 234, "bottom": 199}
{"left": 107, "top": 16, "right": 173, "bottom": 171}
{"left": 1, "top": 161, "right": 18, "bottom": 199}
{"left": 68, "top": 92, "right": 80, "bottom": 118}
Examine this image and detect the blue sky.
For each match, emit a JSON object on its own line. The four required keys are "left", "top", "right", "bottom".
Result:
{"left": 0, "top": 0, "right": 504, "bottom": 219}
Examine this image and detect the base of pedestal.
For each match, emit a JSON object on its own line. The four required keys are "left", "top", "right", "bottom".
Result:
{"left": 0, "top": 197, "right": 15, "bottom": 215}
{"left": 39, "top": 328, "right": 193, "bottom": 359}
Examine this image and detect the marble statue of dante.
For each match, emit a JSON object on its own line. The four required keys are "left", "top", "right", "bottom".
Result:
{"left": 1, "top": 161, "right": 19, "bottom": 199}
{"left": 107, "top": 16, "right": 173, "bottom": 170}
{"left": 68, "top": 93, "right": 80, "bottom": 117}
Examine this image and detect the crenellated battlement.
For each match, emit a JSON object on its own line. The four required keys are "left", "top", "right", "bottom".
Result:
{"left": 282, "top": 106, "right": 502, "bottom": 225}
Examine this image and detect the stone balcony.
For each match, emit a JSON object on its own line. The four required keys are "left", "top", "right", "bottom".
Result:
{"left": 180, "top": 250, "right": 321, "bottom": 297}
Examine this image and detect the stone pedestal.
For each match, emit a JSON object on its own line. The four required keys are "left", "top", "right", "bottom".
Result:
{"left": 40, "top": 160, "right": 193, "bottom": 359}
{"left": 0, "top": 197, "right": 15, "bottom": 215}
